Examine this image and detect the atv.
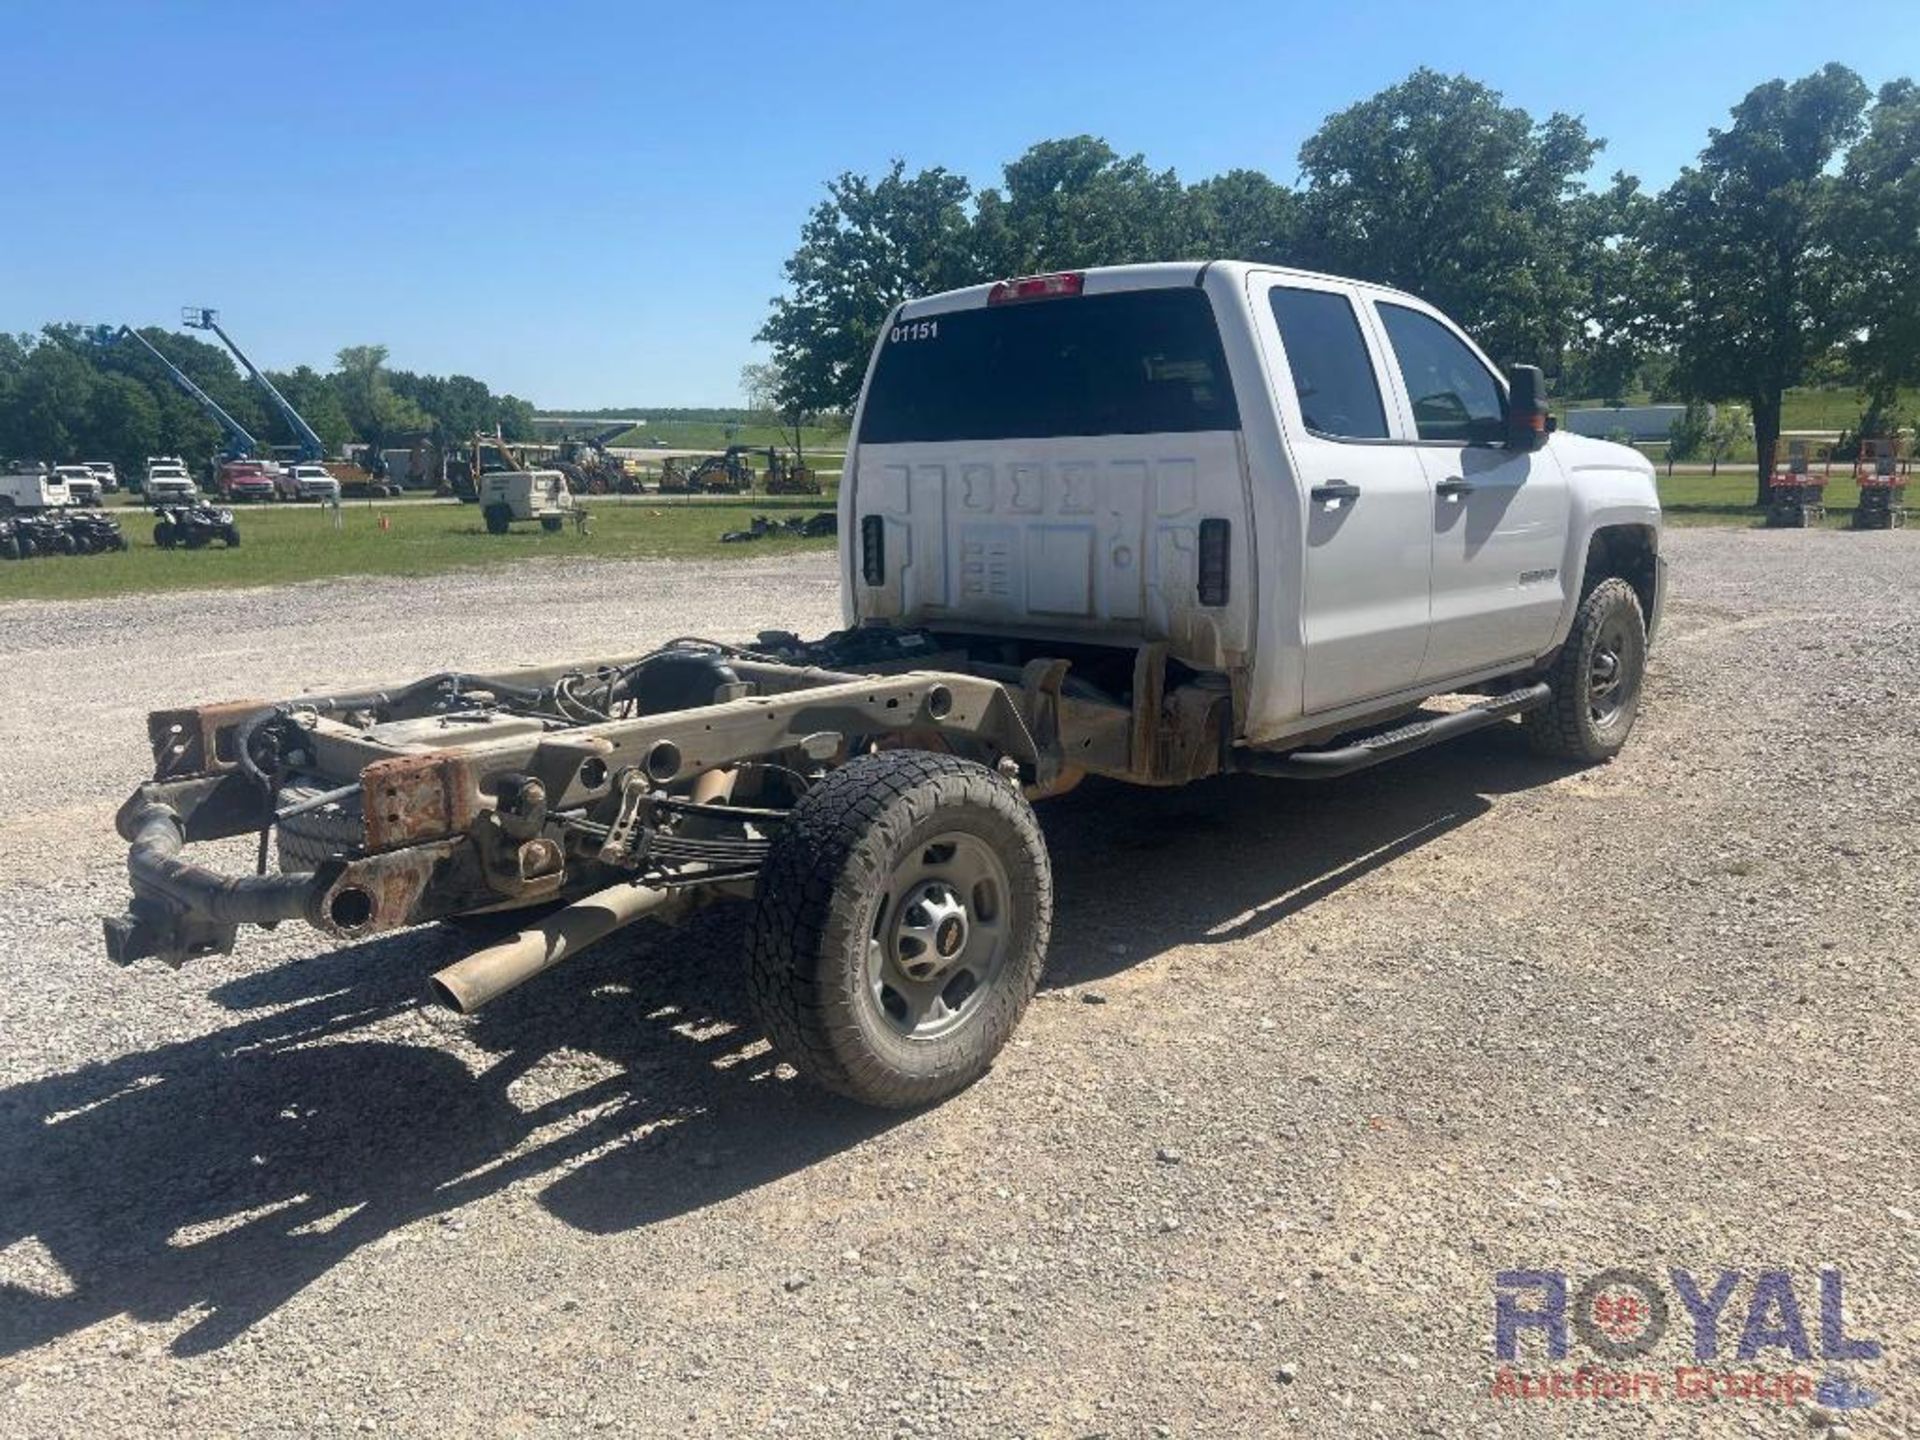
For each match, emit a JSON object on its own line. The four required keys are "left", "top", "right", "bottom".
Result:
{"left": 153, "top": 503, "right": 241, "bottom": 550}
{"left": 68, "top": 510, "right": 130, "bottom": 554}
{"left": 10, "top": 511, "right": 78, "bottom": 557}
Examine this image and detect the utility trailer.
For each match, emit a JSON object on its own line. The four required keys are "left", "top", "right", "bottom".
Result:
{"left": 104, "top": 262, "right": 1665, "bottom": 1108}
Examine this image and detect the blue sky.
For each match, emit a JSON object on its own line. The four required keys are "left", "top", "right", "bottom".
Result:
{"left": 6, "top": 0, "right": 1916, "bottom": 407}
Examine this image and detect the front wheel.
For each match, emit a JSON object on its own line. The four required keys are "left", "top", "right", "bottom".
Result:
{"left": 747, "top": 750, "right": 1053, "bottom": 1108}
{"left": 153, "top": 521, "right": 176, "bottom": 549}
{"left": 1525, "top": 577, "right": 1647, "bottom": 763}
{"left": 539, "top": 515, "right": 564, "bottom": 533}
{"left": 223, "top": 526, "right": 241, "bottom": 547}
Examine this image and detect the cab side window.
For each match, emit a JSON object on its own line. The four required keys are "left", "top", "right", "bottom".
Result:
{"left": 1267, "top": 287, "right": 1389, "bottom": 441}
{"left": 1377, "top": 303, "right": 1505, "bottom": 443}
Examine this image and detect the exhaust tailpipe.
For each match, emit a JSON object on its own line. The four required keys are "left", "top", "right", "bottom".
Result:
{"left": 430, "top": 880, "right": 678, "bottom": 1014}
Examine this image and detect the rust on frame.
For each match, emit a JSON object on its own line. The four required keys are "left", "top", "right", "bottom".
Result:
{"left": 361, "top": 751, "right": 482, "bottom": 850}
{"left": 315, "top": 841, "right": 462, "bottom": 938}
{"left": 147, "top": 700, "right": 268, "bottom": 780}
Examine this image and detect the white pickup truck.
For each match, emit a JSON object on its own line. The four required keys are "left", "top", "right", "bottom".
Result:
{"left": 1, "top": 462, "right": 73, "bottom": 514}
{"left": 105, "top": 261, "right": 1662, "bottom": 1110}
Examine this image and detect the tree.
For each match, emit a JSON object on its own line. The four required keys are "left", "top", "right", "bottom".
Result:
{"left": 493, "top": 394, "right": 537, "bottom": 442}
{"left": 1653, "top": 64, "right": 1872, "bottom": 503}
{"left": 85, "top": 373, "right": 162, "bottom": 477}
{"left": 756, "top": 161, "right": 977, "bottom": 414}
{"left": 1562, "top": 174, "right": 1669, "bottom": 402}
{"left": 739, "top": 361, "right": 781, "bottom": 419}
{"left": 265, "top": 365, "right": 353, "bottom": 453}
{"left": 4, "top": 339, "right": 96, "bottom": 461}
{"left": 1835, "top": 80, "right": 1920, "bottom": 412}
{"left": 972, "top": 137, "right": 1198, "bottom": 276}
{"left": 1666, "top": 399, "right": 1712, "bottom": 467}
{"left": 332, "top": 344, "right": 428, "bottom": 448}
{"left": 1187, "top": 168, "right": 1298, "bottom": 265}
{"left": 1295, "top": 70, "right": 1605, "bottom": 368}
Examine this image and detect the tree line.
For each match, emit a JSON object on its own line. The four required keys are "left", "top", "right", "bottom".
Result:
{"left": 757, "top": 65, "right": 1920, "bottom": 501}
{"left": 0, "top": 326, "right": 538, "bottom": 480}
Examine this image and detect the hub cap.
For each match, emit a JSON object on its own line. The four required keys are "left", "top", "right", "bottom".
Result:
{"left": 866, "top": 832, "right": 1010, "bottom": 1041}
{"left": 1588, "top": 616, "right": 1639, "bottom": 726}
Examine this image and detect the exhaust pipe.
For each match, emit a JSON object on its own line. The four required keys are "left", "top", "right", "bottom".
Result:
{"left": 430, "top": 880, "right": 679, "bottom": 1014}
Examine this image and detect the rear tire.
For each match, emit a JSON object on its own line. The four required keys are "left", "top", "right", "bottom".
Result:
{"left": 746, "top": 750, "right": 1052, "bottom": 1108}
{"left": 153, "top": 521, "right": 176, "bottom": 549}
{"left": 1525, "top": 577, "right": 1647, "bottom": 763}
{"left": 539, "top": 515, "right": 564, "bottom": 533}
{"left": 483, "top": 504, "right": 512, "bottom": 535}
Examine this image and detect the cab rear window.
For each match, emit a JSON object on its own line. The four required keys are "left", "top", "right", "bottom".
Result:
{"left": 858, "top": 288, "right": 1239, "bottom": 444}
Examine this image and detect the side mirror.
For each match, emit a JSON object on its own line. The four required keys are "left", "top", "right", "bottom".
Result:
{"left": 1505, "top": 365, "right": 1550, "bottom": 452}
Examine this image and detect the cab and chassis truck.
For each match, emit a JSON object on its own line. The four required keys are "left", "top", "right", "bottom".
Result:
{"left": 105, "top": 262, "right": 1665, "bottom": 1108}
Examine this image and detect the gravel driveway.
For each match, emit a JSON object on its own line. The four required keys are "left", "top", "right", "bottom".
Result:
{"left": 0, "top": 532, "right": 1914, "bottom": 1438}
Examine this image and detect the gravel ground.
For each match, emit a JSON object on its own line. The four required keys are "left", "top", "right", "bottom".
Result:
{"left": 0, "top": 533, "right": 1914, "bottom": 1439}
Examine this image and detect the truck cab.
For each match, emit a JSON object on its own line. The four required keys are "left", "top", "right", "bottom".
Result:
{"left": 144, "top": 456, "right": 196, "bottom": 502}
{"left": 53, "top": 464, "right": 103, "bottom": 506}
{"left": 842, "top": 261, "right": 1662, "bottom": 760}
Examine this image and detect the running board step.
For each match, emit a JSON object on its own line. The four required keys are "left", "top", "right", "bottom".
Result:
{"left": 1231, "top": 682, "right": 1551, "bottom": 781}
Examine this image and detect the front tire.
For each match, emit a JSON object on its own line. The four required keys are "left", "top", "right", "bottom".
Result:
{"left": 1525, "top": 577, "right": 1647, "bottom": 763}
{"left": 747, "top": 751, "right": 1052, "bottom": 1108}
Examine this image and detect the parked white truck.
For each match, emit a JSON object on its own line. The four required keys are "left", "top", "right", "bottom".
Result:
{"left": 105, "top": 262, "right": 1662, "bottom": 1109}
{"left": 1, "top": 462, "right": 73, "bottom": 513}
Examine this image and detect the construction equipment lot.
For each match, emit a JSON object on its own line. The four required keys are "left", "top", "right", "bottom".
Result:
{"left": 0, "top": 529, "right": 1913, "bottom": 1437}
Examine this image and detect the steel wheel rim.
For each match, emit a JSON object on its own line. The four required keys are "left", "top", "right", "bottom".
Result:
{"left": 1588, "top": 616, "right": 1638, "bottom": 726}
{"left": 865, "top": 831, "right": 1012, "bottom": 1041}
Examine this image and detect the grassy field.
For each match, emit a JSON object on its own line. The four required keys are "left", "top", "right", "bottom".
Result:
{"left": 7, "top": 469, "right": 1895, "bottom": 604}
{"left": 607, "top": 419, "right": 846, "bottom": 452}
{"left": 1656, "top": 469, "right": 1904, "bottom": 526}
{"left": 0, "top": 498, "right": 839, "bottom": 603}
{"left": 1558, "top": 384, "right": 1919, "bottom": 443}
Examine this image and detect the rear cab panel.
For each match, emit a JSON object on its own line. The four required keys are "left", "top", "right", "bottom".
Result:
{"left": 842, "top": 264, "right": 1258, "bottom": 678}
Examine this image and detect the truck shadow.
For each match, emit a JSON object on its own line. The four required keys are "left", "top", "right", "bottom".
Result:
{"left": 0, "top": 725, "right": 1565, "bottom": 1359}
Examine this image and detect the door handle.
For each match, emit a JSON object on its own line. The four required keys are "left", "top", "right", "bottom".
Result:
{"left": 1436, "top": 477, "right": 1476, "bottom": 501}
{"left": 1311, "top": 480, "right": 1360, "bottom": 506}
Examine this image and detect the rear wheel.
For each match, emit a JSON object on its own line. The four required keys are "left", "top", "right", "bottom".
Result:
{"left": 747, "top": 750, "right": 1052, "bottom": 1108}
{"left": 539, "top": 515, "right": 564, "bottom": 533}
{"left": 153, "top": 521, "right": 176, "bottom": 549}
{"left": 1525, "top": 577, "right": 1647, "bottom": 763}
{"left": 483, "top": 503, "right": 512, "bottom": 535}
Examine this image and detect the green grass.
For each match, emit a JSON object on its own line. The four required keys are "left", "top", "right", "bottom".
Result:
{"left": 1654, "top": 470, "right": 1903, "bottom": 527}
{"left": 606, "top": 419, "right": 846, "bottom": 452}
{"left": 1557, "top": 384, "right": 1919, "bottom": 438}
{"left": 0, "top": 498, "right": 838, "bottom": 603}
